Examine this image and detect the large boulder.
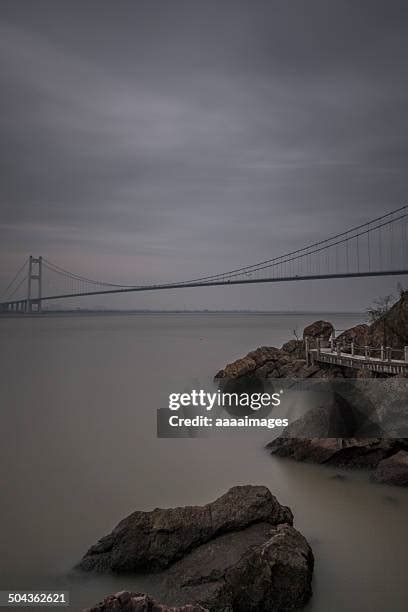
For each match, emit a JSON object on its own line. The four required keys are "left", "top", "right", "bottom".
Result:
{"left": 78, "top": 486, "right": 293, "bottom": 572}
{"left": 303, "top": 320, "right": 334, "bottom": 342}
{"left": 373, "top": 450, "right": 408, "bottom": 485}
{"left": 214, "top": 347, "right": 284, "bottom": 381}
{"left": 336, "top": 324, "right": 369, "bottom": 348}
{"left": 82, "top": 592, "right": 208, "bottom": 612}
{"left": 164, "top": 524, "right": 313, "bottom": 611}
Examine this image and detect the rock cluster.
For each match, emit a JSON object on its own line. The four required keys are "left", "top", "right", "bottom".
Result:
{"left": 268, "top": 436, "right": 408, "bottom": 468}
{"left": 214, "top": 320, "right": 344, "bottom": 388}
{"left": 80, "top": 486, "right": 314, "bottom": 612}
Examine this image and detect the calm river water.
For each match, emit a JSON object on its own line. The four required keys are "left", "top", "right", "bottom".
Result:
{"left": 1, "top": 313, "right": 407, "bottom": 611}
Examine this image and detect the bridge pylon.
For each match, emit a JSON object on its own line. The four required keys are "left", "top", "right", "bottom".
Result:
{"left": 27, "top": 255, "right": 43, "bottom": 313}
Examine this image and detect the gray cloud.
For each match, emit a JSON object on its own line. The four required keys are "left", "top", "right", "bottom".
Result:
{"left": 1, "top": 0, "right": 408, "bottom": 309}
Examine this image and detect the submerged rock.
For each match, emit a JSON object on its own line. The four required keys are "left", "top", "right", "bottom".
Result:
{"left": 78, "top": 485, "right": 293, "bottom": 572}
{"left": 82, "top": 592, "right": 208, "bottom": 611}
{"left": 373, "top": 450, "right": 408, "bottom": 485}
{"left": 268, "top": 437, "right": 408, "bottom": 469}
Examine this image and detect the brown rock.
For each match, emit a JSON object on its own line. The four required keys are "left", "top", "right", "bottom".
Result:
{"left": 214, "top": 346, "right": 282, "bottom": 380}
{"left": 281, "top": 339, "right": 305, "bottom": 360}
{"left": 303, "top": 320, "right": 334, "bottom": 342}
{"left": 336, "top": 324, "right": 370, "bottom": 349}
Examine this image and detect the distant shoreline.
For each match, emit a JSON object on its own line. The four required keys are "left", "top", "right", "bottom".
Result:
{"left": 0, "top": 309, "right": 365, "bottom": 317}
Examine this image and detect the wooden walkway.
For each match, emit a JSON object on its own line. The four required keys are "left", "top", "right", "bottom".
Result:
{"left": 309, "top": 347, "right": 408, "bottom": 375}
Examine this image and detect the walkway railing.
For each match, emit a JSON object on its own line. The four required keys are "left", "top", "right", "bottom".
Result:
{"left": 306, "top": 336, "right": 408, "bottom": 375}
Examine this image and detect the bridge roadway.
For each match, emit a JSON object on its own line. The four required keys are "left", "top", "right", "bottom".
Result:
{"left": 309, "top": 347, "right": 408, "bottom": 376}
{"left": 2, "top": 268, "right": 408, "bottom": 313}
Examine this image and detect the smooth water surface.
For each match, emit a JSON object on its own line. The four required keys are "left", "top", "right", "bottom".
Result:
{"left": 1, "top": 313, "right": 407, "bottom": 611}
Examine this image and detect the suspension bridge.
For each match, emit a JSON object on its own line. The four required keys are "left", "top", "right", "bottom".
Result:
{"left": 1, "top": 205, "right": 408, "bottom": 314}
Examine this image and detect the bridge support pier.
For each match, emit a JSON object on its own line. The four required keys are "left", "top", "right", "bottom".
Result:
{"left": 27, "top": 300, "right": 41, "bottom": 314}
{"left": 405, "top": 347, "right": 408, "bottom": 363}
{"left": 27, "top": 256, "right": 43, "bottom": 314}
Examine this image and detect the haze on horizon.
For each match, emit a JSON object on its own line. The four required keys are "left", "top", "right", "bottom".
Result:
{"left": 1, "top": 0, "right": 408, "bottom": 311}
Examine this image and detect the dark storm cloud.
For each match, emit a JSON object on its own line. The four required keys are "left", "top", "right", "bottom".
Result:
{"left": 1, "top": 0, "right": 408, "bottom": 307}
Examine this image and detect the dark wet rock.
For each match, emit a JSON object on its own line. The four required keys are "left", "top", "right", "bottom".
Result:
{"left": 352, "top": 378, "right": 408, "bottom": 436}
{"left": 268, "top": 437, "right": 408, "bottom": 469}
{"left": 78, "top": 485, "right": 293, "bottom": 572}
{"left": 164, "top": 523, "right": 313, "bottom": 612}
{"left": 303, "top": 320, "right": 334, "bottom": 342}
{"left": 82, "top": 592, "right": 208, "bottom": 611}
{"left": 373, "top": 450, "right": 408, "bottom": 485}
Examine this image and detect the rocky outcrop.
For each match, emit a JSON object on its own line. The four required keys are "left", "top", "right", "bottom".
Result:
{"left": 368, "top": 290, "right": 408, "bottom": 348}
{"left": 78, "top": 486, "right": 293, "bottom": 572}
{"left": 215, "top": 294, "right": 408, "bottom": 387}
{"left": 373, "top": 450, "right": 408, "bottom": 485}
{"left": 214, "top": 343, "right": 339, "bottom": 392}
{"left": 215, "top": 296, "right": 408, "bottom": 485}
{"left": 165, "top": 524, "right": 313, "bottom": 611}
{"left": 82, "top": 592, "right": 208, "bottom": 612}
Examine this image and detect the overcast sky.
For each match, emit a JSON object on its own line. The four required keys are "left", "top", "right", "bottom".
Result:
{"left": 1, "top": 0, "right": 408, "bottom": 310}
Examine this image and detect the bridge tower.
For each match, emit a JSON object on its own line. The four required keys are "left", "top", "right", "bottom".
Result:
{"left": 27, "top": 255, "right": 43, "bottom": 313}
